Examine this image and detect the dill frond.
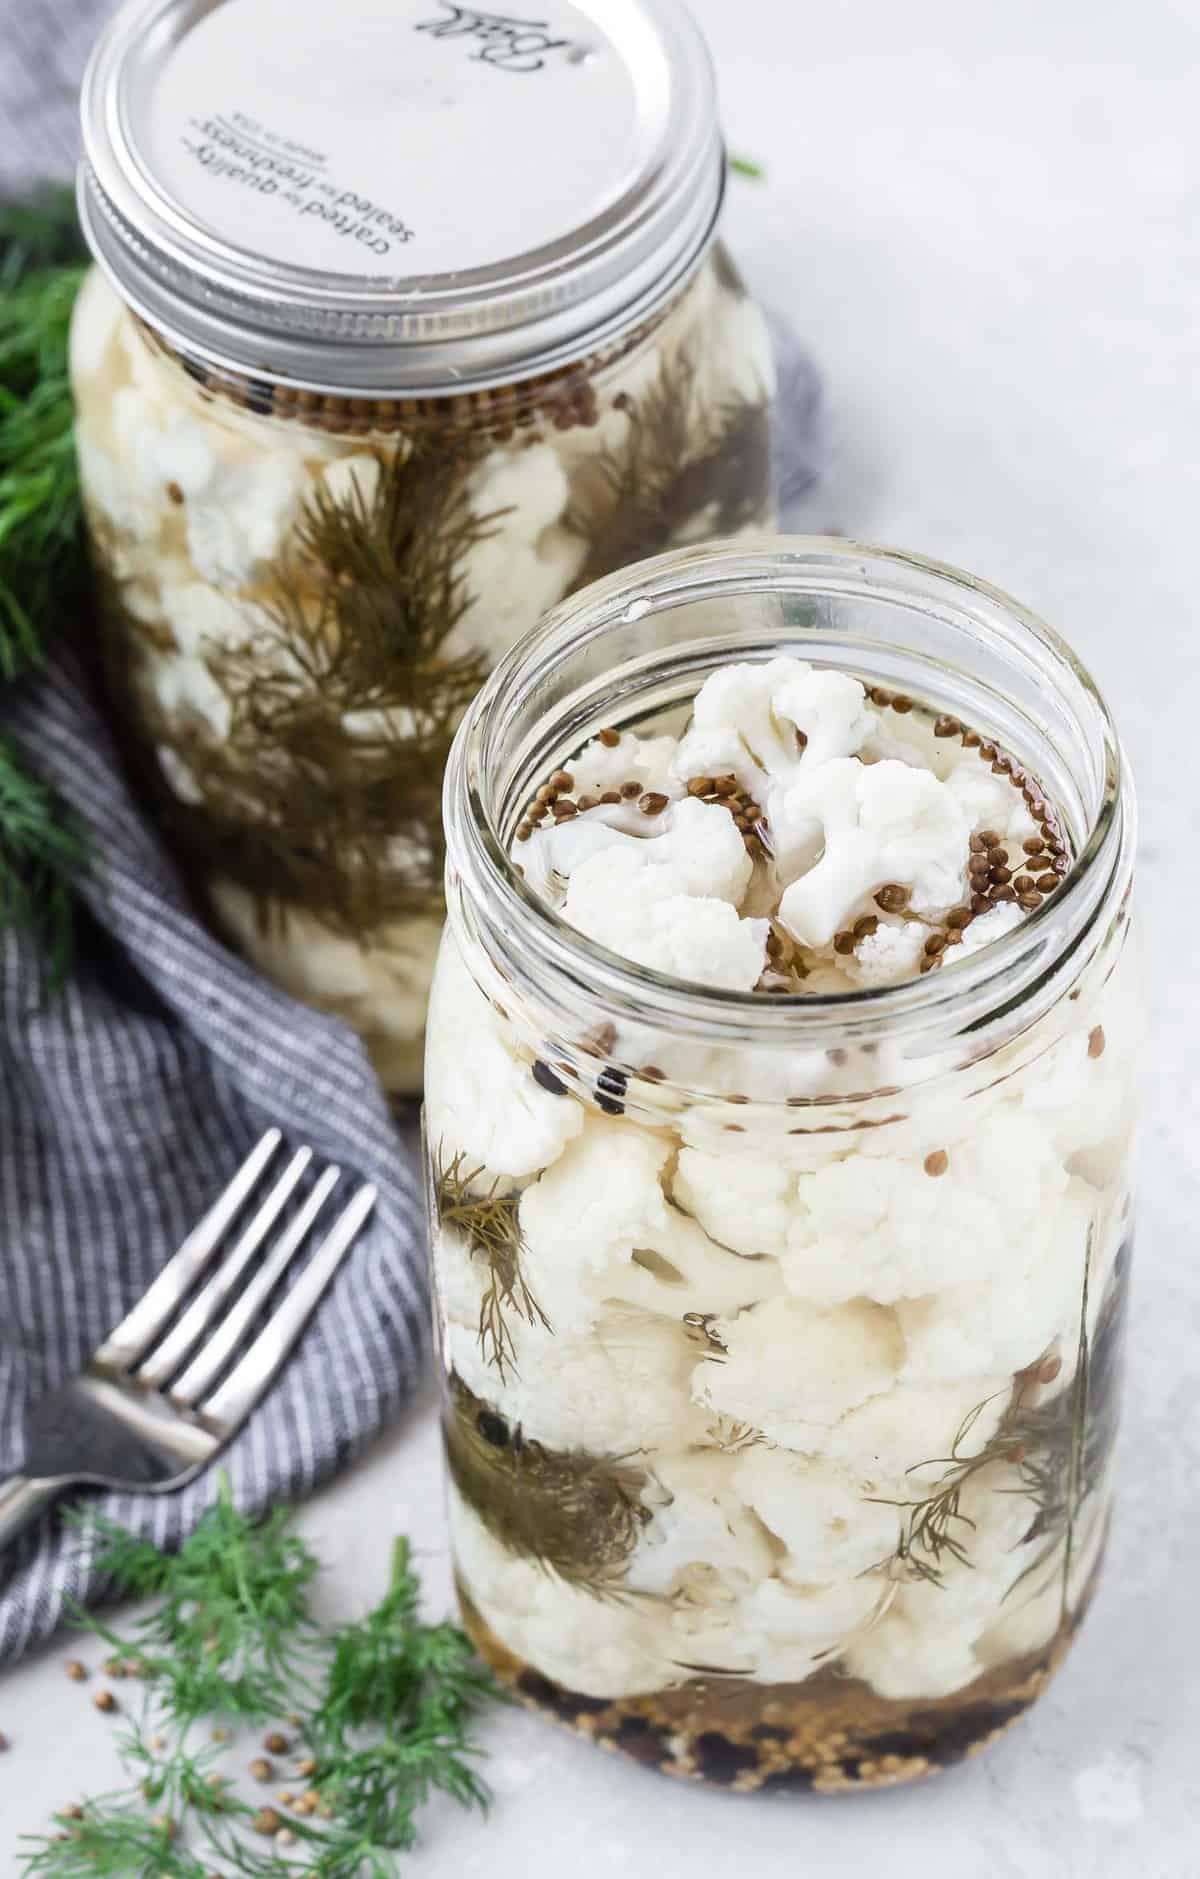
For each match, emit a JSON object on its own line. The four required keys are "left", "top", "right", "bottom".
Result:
{"left": 444, "top": 1372, "right": 649, "bottom": 1600}
{"left": 435, "top": 1148, "right": 550, "bottom": 1378}
{"left": 565, "top": 349, "right": 771, "bottom": 593}
{"left": 22, "top": 1490, "right": 500, "bottom": 1877}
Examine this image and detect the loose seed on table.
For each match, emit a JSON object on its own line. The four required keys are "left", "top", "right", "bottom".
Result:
{"left": 1089, "top": 1026, "right": 1106, "bottom": 1058}
{"left": 65, "top": 1660, "right": 87, "bottom": 1682}
{"left": 924, "top": 1149, "right": 950, "bottom": 1177}
{"left": 93, "top": 1690, "right": 117, "bottom": 1714}
{"left": 263, "top": 1733, "right": 290, "bottom": 1755}
{"left": 253, "top": 1809, "right": 282, "bottom": 1837}
{"left": 250, "top": 1759, "right": 274, "bottom": 1782}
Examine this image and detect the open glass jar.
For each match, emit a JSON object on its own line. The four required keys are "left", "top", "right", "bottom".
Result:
{"left": 425, "top": 538, "right": 1139, "bottom": 1791}
{"left": 70, "top": 0, "right": 775, "bottom": 1092}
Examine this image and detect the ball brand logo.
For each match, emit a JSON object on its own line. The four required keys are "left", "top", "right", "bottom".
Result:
{"left": 415, "top": 1, "right": 575, "bottom": 73}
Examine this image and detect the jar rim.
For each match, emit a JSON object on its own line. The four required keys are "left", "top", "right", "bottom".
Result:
{"left": 444, "top": 536, "right": 1135, "bottom": 1050}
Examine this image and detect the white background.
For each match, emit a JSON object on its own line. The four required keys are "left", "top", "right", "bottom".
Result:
{"left": 6, "top": 2, "right": 1200, "bottom": 1874}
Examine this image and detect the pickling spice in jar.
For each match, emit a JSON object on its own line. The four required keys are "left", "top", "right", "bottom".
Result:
{"left": 72, "top": 0, "right": 778, "bottom": 1093}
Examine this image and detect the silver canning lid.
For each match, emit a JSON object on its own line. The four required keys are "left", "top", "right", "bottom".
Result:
{"left": 78, "top": 0, "right": 726, "bottom": 394}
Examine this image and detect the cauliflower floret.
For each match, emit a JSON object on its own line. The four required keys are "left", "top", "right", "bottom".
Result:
{"left": 628, "top": 1452, "right": 776, "bottom": 1598}
{"left": 448, "top": 1490, "right": 672, "bottom": 1698}
{"left": 673, "top": 1146, "right": 795, "bottom": 1258}
{"left": 518, "top": 1121, "right": 781, "bottom": 1330}
{"left": 849, "top": 918, "right": 929, "bottom": 985}
{"left": 843, "top": 1593, "right": 982, "bottom": 1700}
{"left": 69, "top": 267, "right": 125, "bottom": 385}
{"left": 821, "top": 1376, "right": 1010, "bottom": 1486}
{"left": 424, "top": 939, "right": 584, "bottom": 1178}
{"left": 444, "top": 1309, "right": 703, "bottom": 1455}
{"left": 898, "top": 1176, "right": 1092, "bottom": 1381}
{"left": 734, "top": 1449, "right": 902, "bottom": 1578}
{"left": 451, "top": 443, "right": 585, "bottom": 660}
{"left": 956, "top": 900, "right": 1024, "bottom": 956}
{"left": 693, "top": 1297, "right": 903, "bottom": 1446}
{"left": 742, "top": 1575, "right": 886, "bottom": 1680}
{"left": 781, "top": 1108, "right": 1071, "bottom": 1309}
{"left": 558, "top": 798, "right": 766, "bottom": 987}
{"left": 778, "top": 759, "right": 970, "bottom": 948}
{"left": 567, "top": 732, "right": 683, "bottom": 802}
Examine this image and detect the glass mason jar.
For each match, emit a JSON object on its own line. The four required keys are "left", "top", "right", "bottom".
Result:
{"left": 70, "top": 0, "right": 776, "bottom": 1095}
{"left": 425, "top": 538, "right": 1139, "bottom": 1792}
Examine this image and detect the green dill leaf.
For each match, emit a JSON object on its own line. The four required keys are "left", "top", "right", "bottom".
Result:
{"left": 728, "top": 153, "right": 765, "bottom": 180}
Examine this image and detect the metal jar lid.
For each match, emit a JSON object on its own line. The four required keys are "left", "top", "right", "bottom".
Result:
{"left": 77, "top": 0, "right": 726, "bottom": 394}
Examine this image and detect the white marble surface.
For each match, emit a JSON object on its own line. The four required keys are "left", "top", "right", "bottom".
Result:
{"left": 6, "top": 0, "right": 1200, "bottom": 1872}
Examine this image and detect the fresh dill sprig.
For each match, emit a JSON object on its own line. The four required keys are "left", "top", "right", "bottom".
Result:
{"left": 75, "top": 1475, "right": 322, "bottom": 1723}
{"left": 0, "top": 188, "right": 89, "bottom": 975}
{"left": 435, "top": 1148, "right": 551, "bottom": 1379}
{"left": 20, "top": 1488, "right": 500, "bottom": 1877}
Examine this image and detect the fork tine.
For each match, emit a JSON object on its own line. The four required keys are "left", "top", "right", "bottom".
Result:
{"left": 135, "top": 1147, "right": 313, "bottom": 1389}
{"left": 195, "top": 1184, "right": 377, "bottom": 1432}
{"left": 170, "top": 1165, "right": 342, "bottom": 1406}
{"left": 94, "top": 1130, "right": 283, "bottom": 1371}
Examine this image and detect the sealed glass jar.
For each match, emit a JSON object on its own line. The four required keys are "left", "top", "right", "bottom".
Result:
{"left": 70, "top": 0, "right": 776, "bottom": 1092}
{"left": 425, "top": 538, "right": 1139, "bottom": 1791}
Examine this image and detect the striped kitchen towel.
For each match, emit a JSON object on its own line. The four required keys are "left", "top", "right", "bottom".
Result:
{"left": 0, "top": 650, "right": 431, "bottom": 1663}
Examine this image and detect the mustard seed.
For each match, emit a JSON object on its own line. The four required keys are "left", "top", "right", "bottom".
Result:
{"left": 253, "top": 1809, "right": 282, "bottom": 1837}
{"left": 598, "top": 727, "right": 621, "bottom": 747}
{"left": 549, "top": 771, "right": 574, "bottom": 792}
{"left": 891, "top": 694, "right": 914, "bottom": 713}
{"left": 979, "top": 830, "right": 1001, "bottom": 847}
{"left": 875, "top": 883, "right": 910, "bottom": 913}
{"left": 263, "top": 1733, "right": 290, "bottom": 1755}
{"left": 619, "top": 780, "right": 641, "bottom": 799}
{"left": 934, "top": 715, "right": 960, "bottom": 737}
{"left": 924, "top": 1149, "right": 949, "bottom": 1177}
{"left": 639, "top": 791, "right": 669, "bottom": 816}
{"left": 598, "top": 789, "right": 621, "bottom": 804}
{"left": 65, "top": 1660, "right": 87, "bottom": 1682}
{"left": 93, "top": 1690, "right": 117, "bottom": 1714}
{"left": 250, "top": 1759, "right": 274, "bottom": 1783}
{"left": 962, "top": 729, "right": 981, "bottom": 747}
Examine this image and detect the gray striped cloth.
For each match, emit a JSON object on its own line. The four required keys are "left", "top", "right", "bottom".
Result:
{"left": 0, "top": 653, "right": 430, "bottom": 1663}
{"left": 0, "top": 0, "right": 825, "bottom": 1665}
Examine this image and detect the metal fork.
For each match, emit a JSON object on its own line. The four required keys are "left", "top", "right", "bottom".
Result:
{"left": 0, "top": 1131, "right": 377, "bottom": 1553}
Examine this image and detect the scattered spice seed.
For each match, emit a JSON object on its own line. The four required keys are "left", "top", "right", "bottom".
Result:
{"left": 535, "top": 783, "right": 557, "bottom": 805}
{"left": 833, "top": 931, "right": 856, "bottom": 956}
{"left": 853, "top": 914, "right": 879, "bottom": 939}
{"left": 250, "top": 1759, "right": 274, "bottom": 1783}
{"left": 891, "top": 694, "right": 914, "bottom": 713}
{"left": 944, "top": 928, "right": 963, "bottom": 945}
{"left": 1088, "top": 1026, "right": 1106, "bottom": 1059}
{"left": 65, "top": 1660, "right": 87, "bottom": 1682}
{"left": 516, "top": 822, "right": 532, "bottom": 842}
{"left": 619, "top": 780, "right": 641, "bottom": 799}
{"left": 990, "top": 865, "right": 1012, "bottom": 885}
{"left": 278, "top": 1828, "right": 298, "bottom": 1849}
{"left": 1018, "top": 892, "right": 1041, "bottom": 910}
{"left": 263, "top": 1733, "right": 290, "bottom": 1755}
{"left": 1036, "top": 872, "right": 1059, "bottom": 893}
{"left": 993, "top": 884, "right": 1017, "bottom": 902}
{"left": 945, "top": 907, "right": 972, "bottom": 930}
{"left": 531, "top": 1059, "right": 567, "bottom": 1096}
{"left": 598, "top": 789, "right": 621, "bottom": 805}
{"left": 971, "top": 893, "right": 991, "bottom": 914}
{"left": 549, "top": 771, "right": 573, "bottom": 793}
{"left": 598, "top": 727, "right": 621, "bottom": 747}
{"left": 212, "top": 1727, "right": 230, "bottom": 1743}
{"left": 924, "top": 933, "right": 946, "bottom": 956}
{"left": 93, "top": 1690, "right": 117, "bottom": 1713}
{"left": 713, "top": 775, "right": 738, "bottom": 797}
{"left": 962, "top": 729, "right": 981, "bottom": 748}
{"left": 551, "top": 798, "right": 578, "bottom": 819}
{"left": 1014, "top": 875, "right": 1036, "bottom": 894}
{"left": 576, "top": 794, "right": 597, "bottom": 812}
{"left": 253, "top": 1808, "right": 282, "bottom": 1837}
{"left": 639, "top": 791, "right": 669, "bottom": 816}
{"left": 934, "top": 715, "right": 960, "bottom": 737}
{"left": 1023, "top": 836, "right": 1046, "bottom": 855}
{"left": 924, "top": 1150, "right": 950, "bottom": 1177}
{"left": 687, "top": 775, "right": 713, "bottom": 797}
{"left": 979, "top": 830, "right": 1001, "bottom": 847}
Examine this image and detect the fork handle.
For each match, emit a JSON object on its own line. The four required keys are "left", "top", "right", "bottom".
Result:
{"left": 0, "top": 1475, "right": 62, "bottom": 1554}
